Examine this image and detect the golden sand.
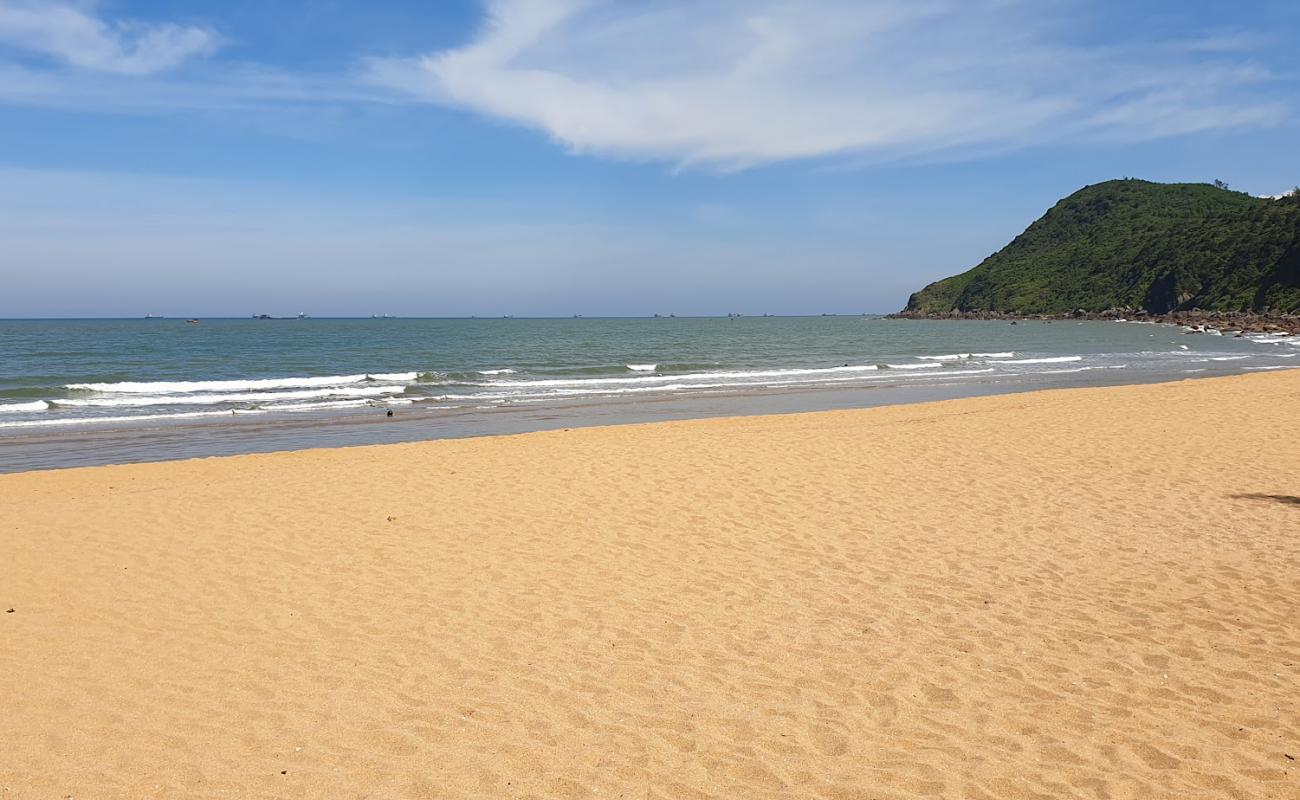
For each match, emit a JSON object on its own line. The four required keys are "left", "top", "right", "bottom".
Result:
{"left": 3, "top": 371, "right": 1299, "bottom": 799}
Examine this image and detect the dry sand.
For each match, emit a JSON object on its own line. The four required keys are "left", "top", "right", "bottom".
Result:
{"left": 2, "top": 371, "right": 1299, "bottom": 799}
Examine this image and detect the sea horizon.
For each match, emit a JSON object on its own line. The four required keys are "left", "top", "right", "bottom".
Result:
{"left": 0, "top": 313, "right": 889, "bottom": 321}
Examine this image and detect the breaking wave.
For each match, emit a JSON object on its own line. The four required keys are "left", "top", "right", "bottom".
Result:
{"left": 0, "top": 400, "right": 50, "bottom": 413}
{"left": 917, "top": 352, "right": 1015, "bottom": 361}
{"left": 66, "top": 372, "right": 417, "bottom": 393}
{"left": 1001, "top": 356, "right": 1084, "bottom": 365}
{"left": 52, "top": 386, "right": 404, "bottom": 408}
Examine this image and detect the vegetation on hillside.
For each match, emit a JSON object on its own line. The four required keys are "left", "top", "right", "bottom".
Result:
{"left": 903, "top": 180, "right": 1300, "bottom": 315}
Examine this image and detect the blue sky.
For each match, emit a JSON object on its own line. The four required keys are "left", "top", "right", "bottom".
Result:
{"left": 1, "top": 0, "right": 1298, "bottom": 317}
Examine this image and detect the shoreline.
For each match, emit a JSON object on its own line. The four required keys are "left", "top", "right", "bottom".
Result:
{"left": 888, "top": 309, "right": 1300, "bottom": 334}
{"left": 3, "top": 370, "right": 1299, "bottom": 798}
{"left": 5, "top": 316, "right": 1297, "bottom": 474}
{"left": 3, "top": 357, "right": 1295, "bottom": 474}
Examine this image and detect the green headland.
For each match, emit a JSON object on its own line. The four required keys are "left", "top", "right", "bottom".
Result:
{"left": 901, "top": 179, "right": 1300, "bottom": 317}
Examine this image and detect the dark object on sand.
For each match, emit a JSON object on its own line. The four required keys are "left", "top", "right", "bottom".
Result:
{"left": 386, "top": 409, "right": 393, "bottom": 417}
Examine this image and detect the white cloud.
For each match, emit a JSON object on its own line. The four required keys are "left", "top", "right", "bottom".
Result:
{"left": 367, "top": 0, "right": 1290, "bottom": 168}
{"left": 0, "top": 0, "right": 219, "bottom": 75}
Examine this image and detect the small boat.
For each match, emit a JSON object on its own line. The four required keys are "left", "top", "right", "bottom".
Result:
{"left": 185, "top": 319, "right": 200, "bottom": 324}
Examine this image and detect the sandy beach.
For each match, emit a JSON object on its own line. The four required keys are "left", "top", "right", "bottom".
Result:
{"left": 2, "top": 371, "right": 1298, "bottom": 799}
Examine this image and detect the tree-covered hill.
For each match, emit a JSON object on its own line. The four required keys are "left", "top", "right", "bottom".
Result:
{"left": 902, "top": 180, "right": 1300, "bottom": 315}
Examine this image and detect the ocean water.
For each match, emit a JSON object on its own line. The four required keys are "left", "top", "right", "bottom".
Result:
{"left": 1, "top": 316, "right": 1296, "bottom": 472}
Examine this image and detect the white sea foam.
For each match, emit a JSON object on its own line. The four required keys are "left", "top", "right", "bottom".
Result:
{"left": 481, "top": 364, "right": 880, "bottom": 389}
{"left": 765, "top": 368, "right": 996, "bottom": 386}
{"left": 275, "top": 399, "right": 376, "bottom": 412}
{"left": 1209, "top": 355, "right": 1250, "bottom": 361}
{"left": 0, "top": 400, "right": 49, "bottom": 413}
{"left": 54, "top": 386, "right": 403, "bottom": 408}
{"left": 438, "top": 383, "right": 737, "bottom": 401}
{"left": 1244, "top": 333, "right": 1295, "bottom": 347}
{"left": 65, "top": 373, "right": 413, "bottom": 393}
{"left": 1244, "top": 365, "right": 1294, "bottom": 371}
{"left": 905, "top": 367, "right": 996, "bottom": 377}
{"left": 436, "top": 366, "right": 997, "bottom": 403}
{"left": 917, "top": 352, "right": 1015, "bottom": 361}
{"left": 0, "top": 409, "right": 270, "bottom": 429}
{"left": 1001, "top": 356, "right": 1083, "bottom": 364}
{"left": 28, "top": 338, "right": 1249, "bottom": 428}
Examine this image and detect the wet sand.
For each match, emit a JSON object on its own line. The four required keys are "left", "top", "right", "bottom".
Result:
{"left": 2, "top": 371, "right": 1298, "bottom": 798}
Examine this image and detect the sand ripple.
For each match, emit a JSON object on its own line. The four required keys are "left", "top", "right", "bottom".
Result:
{"left": 2, "top": 372, "right": 1298, "bottom": 798}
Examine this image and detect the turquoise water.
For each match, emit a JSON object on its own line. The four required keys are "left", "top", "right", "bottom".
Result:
{"left": 1, "top": 316, "right": 1296, "bottom": 470}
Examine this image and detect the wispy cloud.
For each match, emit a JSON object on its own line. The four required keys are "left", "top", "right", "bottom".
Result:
{"left": 0, "top": 0, "right": 219, "bottom": 75}
{"left": 0, "top": 3, "right": 401, "bottom": 117}
{"left": 0, "top": 1, "right": 1290, "bottom": 170}
{"left": 366, "top": 0, "right": 1290, "bottom": 168}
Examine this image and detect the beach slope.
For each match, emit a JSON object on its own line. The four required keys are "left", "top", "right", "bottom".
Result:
{"left": 3, "top": 372, "right": 1298, "bottom": 798}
